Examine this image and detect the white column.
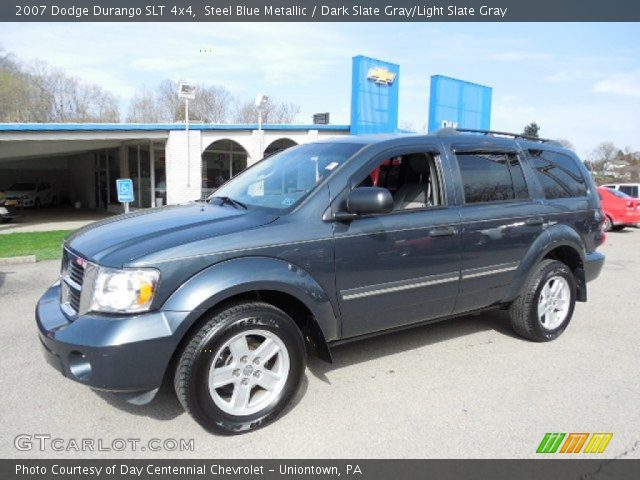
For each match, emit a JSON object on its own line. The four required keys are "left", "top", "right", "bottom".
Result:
{"left": 149, "top": 141, "right": 156, "bottom": 208}
{"left": 248, "top": 130, "right": 263, "bottom": 167}
{"left": 166, "top": 129, "right": 203, "bottom": 205}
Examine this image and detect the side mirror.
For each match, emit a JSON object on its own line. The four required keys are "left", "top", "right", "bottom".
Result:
{"left": 332, "top": 187, "right": 393, "bottom": 221}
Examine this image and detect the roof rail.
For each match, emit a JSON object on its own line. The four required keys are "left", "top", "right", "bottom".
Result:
{"left": 453, "top": 128, "right": 560, "bottom": 145}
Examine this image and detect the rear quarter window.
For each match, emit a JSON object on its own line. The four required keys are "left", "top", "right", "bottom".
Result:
{"left": 529, "top": 150, "right": 588, "bottom": 199}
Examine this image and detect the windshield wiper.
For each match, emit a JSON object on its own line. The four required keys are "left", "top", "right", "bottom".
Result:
{"left": 212, "top": 196, "right": 248, "bottom": 210}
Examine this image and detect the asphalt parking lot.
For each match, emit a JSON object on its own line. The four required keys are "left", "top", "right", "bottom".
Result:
{"left": 1, "top": 230, "right": 639, "bottom": 459}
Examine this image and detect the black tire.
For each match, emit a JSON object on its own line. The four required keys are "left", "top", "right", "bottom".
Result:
{"left": 174, "top": 302, "right": 306, "bottom": 434}
{"left": 35, "top": 198, "right": 41, "bottom": 209}
{"left": 610, "top": 225, "right": 626, "bottom": 232}
{"left": 508, "top": 259, "right": 576, "bottom": 342}
{"left": 603, "top": 215, "right": 613, "bottom": 232}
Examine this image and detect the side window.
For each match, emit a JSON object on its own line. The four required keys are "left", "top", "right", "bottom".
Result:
{"left": 530, "top": 150, "right": 588, "bottom": 199}
{"left": 455, "top": 152, "right": 529, "bottom": 204}
{"left": 620, "top": 186, "right": 638, "bottom": 197}
{"left": 356, "top": 152, "right": 444, "bottom": 211}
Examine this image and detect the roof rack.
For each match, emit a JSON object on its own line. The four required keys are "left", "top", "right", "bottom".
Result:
{"left": 453, "top": 128, "right": 559, "bottom": 145}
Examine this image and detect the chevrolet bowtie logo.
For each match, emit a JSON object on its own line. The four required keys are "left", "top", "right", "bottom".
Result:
{"left": 367, "top": 66, "right": 396, "bottom": 85}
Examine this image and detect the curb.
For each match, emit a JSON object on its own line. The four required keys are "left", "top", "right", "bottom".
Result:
{"left": 0, "top": 255, "right": 37, "bottom": 265}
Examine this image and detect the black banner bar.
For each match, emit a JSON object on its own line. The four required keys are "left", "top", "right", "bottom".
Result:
{"left": 3, "top": 459, "right": 640, "bottom": 480}
{"left": 2, "top": 0, "right": 640, "bottom": 22}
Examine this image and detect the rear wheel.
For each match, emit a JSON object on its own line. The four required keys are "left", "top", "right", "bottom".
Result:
{"left": 509, "top": 260, "right": 576, "bottom": 342}
{"left": 174, "top": 302, "right": 306, "bottom": 434}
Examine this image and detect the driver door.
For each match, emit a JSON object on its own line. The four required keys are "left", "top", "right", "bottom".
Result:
{"left": 332, "top": 145, "right": 461, "bottom": 339}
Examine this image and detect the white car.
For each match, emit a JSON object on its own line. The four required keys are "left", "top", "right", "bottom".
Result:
{"left": 602, "top": 183, "right": 640, "bottom": 199}
{"left": 3, "top": 182, "right": 56, "bottom": 208}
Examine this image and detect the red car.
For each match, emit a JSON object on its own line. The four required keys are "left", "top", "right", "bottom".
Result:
{"left": 598, "top": 186, "right": 640, "bottom": 231}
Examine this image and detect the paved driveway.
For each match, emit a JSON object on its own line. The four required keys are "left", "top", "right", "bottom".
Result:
{"left": 1, "top": 230, "right": 638, "bottom": 459}
{"left": 0, "top": 208, "right": 111, "bottom": 234}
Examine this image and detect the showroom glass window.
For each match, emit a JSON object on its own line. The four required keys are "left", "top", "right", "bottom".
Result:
{"left": 455, "top": 152, "right": 530, "bottom": 203}
{"left": 529, "top": 150, "right": 588, "bottom": 199}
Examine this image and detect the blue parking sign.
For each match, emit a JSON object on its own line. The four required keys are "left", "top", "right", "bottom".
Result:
{"left": 116, "top": 178, "right": 135, "bottom": 203}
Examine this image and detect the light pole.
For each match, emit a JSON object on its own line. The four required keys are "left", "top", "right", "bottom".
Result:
{"left": 255, "top": 93, "right": 268, "bottom": 159}
{"left": 179, "top": 82, "right": 196, "bottom": 188}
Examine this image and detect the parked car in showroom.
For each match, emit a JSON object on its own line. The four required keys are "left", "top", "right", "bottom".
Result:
{"left": 598, "top": 186, "right": 640, "bottom": 231}
{"left": 0, "top": 191, "right": 18, "bottom": 222}
{"left": 601, "top": 183, "right": 640, "bottom": 199}
{"left": 37, "top": 129, "right": 605, "bottom": 434}
{"left": 3, "top": 182, "right": 56, "bottom": 208}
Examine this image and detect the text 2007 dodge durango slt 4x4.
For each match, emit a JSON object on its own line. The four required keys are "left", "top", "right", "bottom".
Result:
{"left": 37, "top": 129, "right": 605, "bottom": 434}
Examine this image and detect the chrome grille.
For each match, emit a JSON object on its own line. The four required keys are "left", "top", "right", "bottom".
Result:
{"left": 61, "top": 248, "right": 87, "bottom": 315}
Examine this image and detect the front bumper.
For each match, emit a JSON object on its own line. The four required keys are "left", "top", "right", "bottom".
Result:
{"left": 584, "top": 251, "right": 605, "bottom": 283}
{"left": 0, "top": 204, "right": 17, "bottom": 219}
{"left": 36, "top": 283, "right": 190, "bottom": 393}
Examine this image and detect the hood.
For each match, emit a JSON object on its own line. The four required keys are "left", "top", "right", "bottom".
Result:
{"left": 65, "top": 203, "right": 278, "bottom": 267}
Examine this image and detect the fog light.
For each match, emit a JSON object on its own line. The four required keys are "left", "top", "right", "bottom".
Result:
{"left": 68, "top": 351, "right": 91, "bottom": 381}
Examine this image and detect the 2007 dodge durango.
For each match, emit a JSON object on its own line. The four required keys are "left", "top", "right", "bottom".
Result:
{"left": 37, "top": 129, "right": 605, "bottom": 434}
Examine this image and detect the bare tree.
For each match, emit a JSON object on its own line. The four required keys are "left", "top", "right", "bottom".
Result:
{"left": 127, "top": 86, "right": 166, "bottom": 123}
{"left": 233, "top": 98, "right": 300, "bottom": 124}
{"left": 554, "top": 138, "right": 574, "bottom": 150}
{"left": 153, "top": 79, "right": 234, "bottom": 123}
{"left": 0, "top": 50, "right": 120, "bottom": 123}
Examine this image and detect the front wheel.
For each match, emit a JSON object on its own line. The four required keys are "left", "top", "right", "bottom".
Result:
{"left": 174, "top": 302, "right": 306, "bottom": 434}
{"left": 602, "top": 215, "right": 613, "bottom": 232}
{"left": 509, "top": 259, "right": 576, "bottom": 342}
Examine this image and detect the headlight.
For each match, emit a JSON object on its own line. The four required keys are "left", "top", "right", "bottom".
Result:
{"left": 90, "top": 267, "right": 159, "bottom": 313}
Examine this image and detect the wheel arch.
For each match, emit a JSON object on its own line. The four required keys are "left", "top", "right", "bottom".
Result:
{"left": 504, "top": 225, "right": 587, "bottom": 304}
{"left": 162, "top": 256, "right": 338, "bottom": 364}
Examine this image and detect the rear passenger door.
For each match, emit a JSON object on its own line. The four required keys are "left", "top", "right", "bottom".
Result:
{"left": 452, "top": 147, "right": 547, "bottom": 314}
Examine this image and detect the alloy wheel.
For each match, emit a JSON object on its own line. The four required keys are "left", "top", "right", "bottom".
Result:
{"left": 537, "top": 276, "right": 571, "bottom": 330}
{"left": 208, "top": 329, "right": 290, "bottom": 416}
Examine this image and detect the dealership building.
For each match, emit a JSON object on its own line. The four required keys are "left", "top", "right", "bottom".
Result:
{"left": 0, "top": 55, "right": 491, "bottom": 212}
{"left": 0, "top": 123, "right": 349, "bottom": 211}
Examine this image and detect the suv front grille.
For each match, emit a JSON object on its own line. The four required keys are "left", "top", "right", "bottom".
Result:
{"left": 61, "top": 248, "right": 88, "bottom": 316}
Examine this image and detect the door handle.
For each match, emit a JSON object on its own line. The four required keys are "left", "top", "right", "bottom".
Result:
{"left": 525, "top": 216, "right": 545, "bottom": 226}
{"left": 429, "top": 226, "right": 457, "bottom": 237}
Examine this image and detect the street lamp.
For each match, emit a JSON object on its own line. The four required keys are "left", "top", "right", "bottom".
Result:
{"left": 255, "top": 93, "right": 269, "bottom": 159}
{"left": 178, "top": 82, "right": 196, "bottom": 187}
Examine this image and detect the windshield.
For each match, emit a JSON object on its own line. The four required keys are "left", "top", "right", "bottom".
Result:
{"left": 8, "top": 183, "right": 36, "bottom": 190}
{"left": 210, "top": 142, "right": 361, "bottom": 212}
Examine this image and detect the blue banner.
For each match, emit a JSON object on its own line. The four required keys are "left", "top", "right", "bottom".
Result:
{"left": 428, "top": 75, "right": 492, "bottom": 132}
{"left": 350, "top": 55, "right": 400, "bottom": 135}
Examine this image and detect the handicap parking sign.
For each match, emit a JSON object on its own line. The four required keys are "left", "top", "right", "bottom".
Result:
{"left": 116, "top": 178, "right": 135, "bottom": 203}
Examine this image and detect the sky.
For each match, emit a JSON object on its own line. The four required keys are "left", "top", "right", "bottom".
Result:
{"left": 1, "top": 22, "right": 639, "bottom": 157}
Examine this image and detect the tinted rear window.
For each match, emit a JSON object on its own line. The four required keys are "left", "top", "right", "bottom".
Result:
{"left": 619, "top": 186, "right": 639, "bottom": 197}
{"left": 608, "top": 188, "right": 633, "bottom": 199}
{"left": 530, "top": 150, "right": 588, "bottom": 199}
